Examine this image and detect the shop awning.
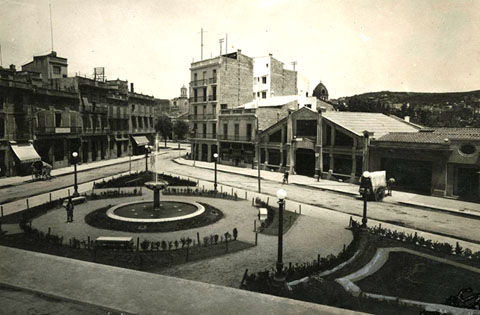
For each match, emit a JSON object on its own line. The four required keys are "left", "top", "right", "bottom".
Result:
{"left": 131, "top": 135, "right": 149, "bottom": 146}
{"left": 10, "top": 144, "right": 41, "bottom": 163}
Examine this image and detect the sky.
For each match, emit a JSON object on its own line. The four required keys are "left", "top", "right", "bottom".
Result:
{"left": 1, "top": 0, "right": 479, "bottom": 99}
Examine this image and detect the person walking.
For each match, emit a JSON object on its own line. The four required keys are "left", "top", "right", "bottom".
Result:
{"left": 66, "top": 198, "right": 74, "bottom": 223}
{"left": 283, "top": 171, "right": 289, "bottom": 184}
{"left": 387, "top": 178, "right": 395, "bottom": 196}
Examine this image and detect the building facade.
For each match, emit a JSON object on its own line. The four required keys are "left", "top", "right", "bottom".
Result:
{"left": 0, "top": 52, "right": 156, "bottom": 177}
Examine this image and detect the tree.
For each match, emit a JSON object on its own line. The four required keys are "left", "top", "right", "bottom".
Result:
{"left": 155, "top": 114, "right": 172, "bottom": 148}
{"left": 172, "top": 120, "right": 189, "bottom": 149}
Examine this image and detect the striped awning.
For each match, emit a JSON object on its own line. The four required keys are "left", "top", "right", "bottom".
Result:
{"left": 10, "top": 144, "right": 41, "bottom": 163}
{"left": 131, "top": 135, "right": 149, "bottom": 146}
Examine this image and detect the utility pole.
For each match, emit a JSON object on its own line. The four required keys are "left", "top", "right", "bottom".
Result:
{"left": 291, "top": 61, "right": 297, "bottom": 71}
{"left": 225, "top": 33, "right": 228, "bottom": 54}
{"left": 49, "top": 4, "right": 54, "bottom": 51}
{"left": 219, "top": 38, "right": 224, "bottom": 56}
{"left": 199, "top": 28, "right": 207, "bottom": 61}
{"left": 0, "top": 44, "right": 3, "bottom": 67}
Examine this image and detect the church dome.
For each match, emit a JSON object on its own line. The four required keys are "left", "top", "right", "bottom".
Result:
{"left": 312, "top": 82, "right": 329, "bottom": 100}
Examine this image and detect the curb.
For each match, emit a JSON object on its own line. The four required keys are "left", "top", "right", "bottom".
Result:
{"left": 397, "top": 201, "right": 480, "bottom": 220}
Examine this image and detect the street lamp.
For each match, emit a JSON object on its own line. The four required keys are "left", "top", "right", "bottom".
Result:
{"left": 275, "top": 188, "right": 287, "bottom": 282}
{"left": 359, "top": 171, "right": 372, "bottom": 228}
{"left": 213, "top": 153, "right": 218, "bottom": 192}
{"left": 144, "top": 144, "right": 150, "bottom": 172}
{"left": 71, "top": 152, "right": 79, "bottom": 197}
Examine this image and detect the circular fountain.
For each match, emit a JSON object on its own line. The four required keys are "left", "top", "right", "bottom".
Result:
{"left": 105, "top": 134, "right": 205, "bottom": 224}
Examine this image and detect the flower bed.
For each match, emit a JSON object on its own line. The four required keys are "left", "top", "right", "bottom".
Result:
{"left": 93, "top": 171, "right": 196, "bottom": 188}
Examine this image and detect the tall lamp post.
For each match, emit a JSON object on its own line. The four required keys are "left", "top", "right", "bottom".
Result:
{"left": 213, "top": 153, "right": 218, "bottom": 191}
{"left": 71, "top": 152, "right": 79, "bottom": 197}
{"left": 359, "top": 171, "right": 372, "bottom": 228}
{"left": 275, "top": 189, "right": 287, "bottom": 282}
{"left": 256, "top": 115, "right": 261, "bottom": 193}
{"left": 144, "top": 144, "right": 150, "bottom": 172}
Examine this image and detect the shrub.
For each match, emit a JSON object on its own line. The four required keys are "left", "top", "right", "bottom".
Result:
{"left": 161, "top": 240, "right": 168, "bottom": 251}
{"left": 174, "top": 240, "right": 179, "bottom": 250}
{"left": 463, "top": 248, "right": 472, "bottom": 259}
{"left": 141, "top": 240, "right": 151, "bottom": 251}
{"left": 455, "top": 242, "right": 463, "bottom": 256}
{"left": 214, "top": 234, "right": 219, "bottom": 245}
{"left": 203, "top": 236, "right": 210, "bottom": 247}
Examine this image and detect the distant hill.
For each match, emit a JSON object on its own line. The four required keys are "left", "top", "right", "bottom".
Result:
{"left": 332, "top": 90, "right": 480, "bottom": 127}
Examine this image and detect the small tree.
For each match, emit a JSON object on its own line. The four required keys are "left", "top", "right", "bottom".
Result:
{"left": 173, "top": 120, "right": 189, "bottom": 149}
{"left": 155, "top": 114, "right": 173, "bottom": 148}
{"left": 174, "top": 240, "right": 179, "bottom": 250}
{"left": 161, "top": 240, "right": 168, "bottom": 251}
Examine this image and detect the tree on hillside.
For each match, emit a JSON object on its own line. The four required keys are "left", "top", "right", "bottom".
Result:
{"left": 155, "top": 114, "right": 172, "bottom": 147}
{"left": 173, "top": 120, "right": 189, "bottom": 149}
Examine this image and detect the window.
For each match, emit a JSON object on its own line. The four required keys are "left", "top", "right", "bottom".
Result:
{"left": 202, "top": 124, "right": 207, "bottom": 138}
{"left": 212, "top": 86, "right": 217, "bottom": 100}
{"left": 0, "top": 118, "right": 4, "bottom": 138}
{"left": 262, "top": 91, "right": 267, "bottom": 99}
{"left": 223, "top": 124, "right": 228, "bottom": 139}
{"left": 221, "top": 104, "right": 227, "bottom": 110}
{"left": 194, "top": 106, "right": 198, "bottom": 116}
{"left": 266, "top": 63, "right": 269, "bottom": 68}
{"left": 459, "top": 144, "right": 476, "bottom": 155}
{"left": 212, "top": 104, "right": 216, "bottom": 115}
{"left": 262, "top": 76, "right": 267, "bottom": 84}
{"left": 257, "top": 92, "right": 260, "bottom": 97}
{"left": 53, "top": 66, "right": 61, "bottom": 75}
{"left": 0, "top": 93, "right": 4, "bottom": 110}
{"left": 246, "top": 124, "right": 252, "bottom": 141}
{"left": 55, "top": 113, "right": 62, "bottom": 128}
{"left": 234, "top": 124, "right": 239, "bottom": 140}
{"left": 203, "top": 105, "right": 207, "bottom": 114}
{"left": 212, "top": 124, "right": 216, "bottom": 138}
{"left": 212, "top": 69, "right": 217, "bottom": 79}
{"left": 296, "top": 120, "right": 316, "bottom": 137}
{"left": 194, "top": 73, "right": 198, "bottom": 82}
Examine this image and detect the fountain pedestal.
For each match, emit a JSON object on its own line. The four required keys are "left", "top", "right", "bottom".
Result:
{"left": 145, "top": 180, "right": 169, "bottom": 211}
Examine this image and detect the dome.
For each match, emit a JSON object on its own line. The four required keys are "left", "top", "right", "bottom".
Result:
{"left": 312, "top": 82, "right": 329, "bottom": 100}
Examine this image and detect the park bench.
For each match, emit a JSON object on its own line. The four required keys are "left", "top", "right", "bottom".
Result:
{"left": 62, "top": 196, "right": 87, "bottom": 207}
{"left": 95, "top": 236, "right": 134, "bottom": 250}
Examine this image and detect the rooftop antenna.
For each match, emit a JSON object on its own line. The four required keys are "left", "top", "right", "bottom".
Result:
{"left": 198, "top": 28, "right": 207, "bottom": 61}
{"left": 225, "top": 33, "right": 228, "bottom": 54}
{"left": 291, "top": 61, "right": 297, "bottom": 71}
{"left": 219, "top": 38, "right": 224, "bottom": 56}
{"left": 49, "top": 3, "right": 54, "bottom": 51}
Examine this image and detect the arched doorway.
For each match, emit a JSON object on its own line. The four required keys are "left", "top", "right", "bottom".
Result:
{"left": 295, "top": 149, "right": 315, "bottom": 177}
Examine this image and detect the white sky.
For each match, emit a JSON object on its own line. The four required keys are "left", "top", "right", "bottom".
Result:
{"left": 1, "top": 0, "right": 479, "bottom": 99}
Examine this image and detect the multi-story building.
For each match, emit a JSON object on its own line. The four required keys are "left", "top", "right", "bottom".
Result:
{"left": 0, "top": 51, "right": 157, "bottom": 177}
{"left": 189, "top": 50, "right": 254, "bottom": 162}
{"left": 189, "top": 50, "right": 298, "bottom": 162}
{"left": 253, "top": 54, "right": 297, "bottom": 100}
{"left": 170, "top": 85, "right": 189, "bottom": 116}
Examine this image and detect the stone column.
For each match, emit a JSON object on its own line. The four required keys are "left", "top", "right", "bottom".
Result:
{"left": 349, "top": 137, "right": 357, "bottom": 183}
{"left": 328, "top": 125, "right": 335, "bottom": 178}
{"left": 362, "top": 131, "right": 373, "bottom": 172}
{"left": 287, "top": 111, "right": 294, "bottom": 174}
{"left": 207, "top": 144, "right": 212, "bottom": 162}
{"left": 315, "top": 109, "right": 323, "bottom": 179}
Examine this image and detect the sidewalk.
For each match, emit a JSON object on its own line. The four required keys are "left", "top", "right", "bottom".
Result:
{"left": 0, "top": 151, "right": 167, "bottom": 189}
{"left": 174, "top": 158, "right": 480, "bottom": 219}
{"left": 0, "top": 246, "right": 362, "bottom": 315}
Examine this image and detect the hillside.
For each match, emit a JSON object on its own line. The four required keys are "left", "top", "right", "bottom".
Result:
{"left": 333, "top": 90, "right": 480, "bottom": 128}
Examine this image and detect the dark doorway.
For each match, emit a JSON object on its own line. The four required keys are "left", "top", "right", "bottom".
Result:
{"left": 454, "top": 167, "right": 479, "bottom": 201}
{"left": 381, "top": 158, "right": 432, "bottom": 194}
{"left": 201, "top": 144, "right": 208, "bottom": 161}
{"left": 117, "top": 142, "right": 122, "bottom": 158}
{"left": 91, "top": 141, "right": 97, "bottom": 161}
{"left": 295, "top": 149, "right": 315, "bottom": 177}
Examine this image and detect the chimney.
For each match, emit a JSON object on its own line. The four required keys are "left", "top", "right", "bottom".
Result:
{"left": 9, "top": 64, "right": 16, "bottom": 71}
{"left": 269, "top": 53, "right": 272, "bottom": 57}
{"left": 404, "top": 116, "right": 410, "bottom": 122}
{"left": 130, "top": 83, "right": 134, "bottom": 93}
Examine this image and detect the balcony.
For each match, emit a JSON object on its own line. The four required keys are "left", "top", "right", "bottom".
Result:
{"left": 188, "top": 114, "right": 216, "bottom": 120}
{"left": 191, "top": 133, "right": 216, "bottom": 140}
{"left": 190, "top": 79, "right": 207, "bottom": 87}
{"left": 189, "top": 97, "right": 207, "bottom": 104}
{"left": 36, "top": 126, "right": 82, "bottom": 135}
{"left": 208, "top": 77, "right": 217, "bottom": 84}
{"left": 219, "top": 135, "right": 255, "bottom": 142}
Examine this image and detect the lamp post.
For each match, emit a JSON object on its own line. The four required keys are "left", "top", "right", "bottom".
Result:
{"left": 190, "top": 130, "right": 196, "bottom": 167}
{"left": 359, "top": 171, "right": 372, "bottom": 228}
{"left": 213, "top": 153, "right": 218, "bottom": 192}
{"left": 71, "top": 152, "right": 79, "bottom": 197}
{"left": 144, "top": 144, "right": 149, "bottom": 172}
{"left": 275, "top": 188, "right": 287, "bottom": 282}
{"left": 256, "top": 115, "right": 261, "bottom": 193}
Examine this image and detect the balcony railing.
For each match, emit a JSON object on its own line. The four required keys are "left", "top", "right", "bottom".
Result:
{"left": 190, "top": 79, "right": 207, "bottom": 87}
{"left": 191, "top": 132, "right": 216, "bottom": 139}
{"left": 208, "top": 77, "right": 217, "bottom": 84}
{"left": 188, "top": 114, "right": 216, "bottom": 120}
{"left": 189, "top": 97, "right": 207, "bottom": 104}
{"left": 218, "top": 135, "right": 255, "bottom": 142}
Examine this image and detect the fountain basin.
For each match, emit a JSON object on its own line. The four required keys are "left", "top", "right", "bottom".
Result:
{"left": 106, "top": 200, "right": 205, "bottom": 223}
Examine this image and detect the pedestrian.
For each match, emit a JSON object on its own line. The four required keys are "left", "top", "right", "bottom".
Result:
{"left": 283, "top": 171, "right": 289, "bottom": 184}
{"left": 387, "top": 178, "right": 395, "bottom": 196}
{"left": 66, "top": 197, "right": 74, "bottom": 223}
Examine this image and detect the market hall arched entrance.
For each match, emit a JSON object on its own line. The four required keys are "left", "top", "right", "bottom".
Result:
{"left": 295, "top": 148, "right": 315, "bottom": 177}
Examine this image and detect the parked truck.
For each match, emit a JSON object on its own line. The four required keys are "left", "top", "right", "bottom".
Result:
{"left": 359, "top": 170, "right": 387, "bottom": 201}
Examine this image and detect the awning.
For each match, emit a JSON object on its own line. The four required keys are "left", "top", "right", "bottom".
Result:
{"left": 131, "top": 136, "right": 149, "bottom": 146}
{"left": 10, "top": 144, "right": 41, "bottom": 163}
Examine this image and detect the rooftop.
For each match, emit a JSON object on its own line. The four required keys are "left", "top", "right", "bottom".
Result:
{"left": 241, "top": 95, "right": 299, "bottom": 109}
{"left": 322, "top": 112, "right": 420, "bottom": 138}
{"left": 376, "top": 127, "right": 480, "bottom": 144}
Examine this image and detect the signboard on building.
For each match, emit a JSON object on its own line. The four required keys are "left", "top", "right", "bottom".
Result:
{"left": 55, "top": 127, "right": 71, "bottom": 134}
